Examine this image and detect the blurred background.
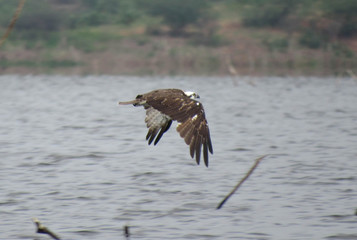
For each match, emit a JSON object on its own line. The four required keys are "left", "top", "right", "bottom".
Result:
{"left": 0, "top": 0, "right": 356, "bottom": 76}
{"left": 1, "top": 1, "right": 357, "bottom": 239}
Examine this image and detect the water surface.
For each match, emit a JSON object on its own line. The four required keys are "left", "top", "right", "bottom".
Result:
{"left": 0, "top": 75, "right": 356, "bottom": 239}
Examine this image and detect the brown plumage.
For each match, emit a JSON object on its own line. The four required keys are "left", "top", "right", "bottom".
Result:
{"left": 119, "top": 89, "right": 213, "bottom": 167}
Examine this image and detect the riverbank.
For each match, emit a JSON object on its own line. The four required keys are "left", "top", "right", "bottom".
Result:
{"left": 1, "top": 10, "right": 356, "bottom": 76}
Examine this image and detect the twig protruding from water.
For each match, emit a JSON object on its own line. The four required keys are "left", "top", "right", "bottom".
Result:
{"left": 217, "top": 154, "right": 268, "bottom": 209}
{"left": 32, "top": 218, "right": 61, "bottom": 240}
{"left": 124, "top": 225, "right": 130, "bottom": 239}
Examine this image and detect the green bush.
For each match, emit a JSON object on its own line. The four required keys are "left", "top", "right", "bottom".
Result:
{"left": 320, "top": 0, "right": 357, "bottom": 37}
{"left": 262, "top": 37, "right": 289, "bottom": 52}
{"left": 242, "top": 5, "right": 288, "bottom": 27}
{"left": 190, "top": 33, "right": 227, "bottom": 47}
{"left": 338, "top": 21, "right": 357, "bottom": 37}
{"left": 116, "top": 0, "right": 141, "bottom": 25}
{"left": 68, "top": 12, "right": 110, "bottom": 28}
{"left": 15, "top": 1, "right": 62, "bottom": 31}
{"left": 238, "top": 0, "right": 299, "bottom": 27}
{"left": 0, "top": 2, "right": 20, "bottom": 27}
{"left": 8, "top": 30, "right": 61, "bottom": 49}
{"left": 299, "top": 31, "right": 326, "bottom": 49}
{"left": 76, "top": 0, "right": 141, "bottom": 26}
{"left": 67, "top": 30, "right": 121, "bottom": 52}
{"left": 331, "top": 43, "right": 354, "bottom": 58}
{"left": 140, "top": 0, "right": 210, "bottom": 35}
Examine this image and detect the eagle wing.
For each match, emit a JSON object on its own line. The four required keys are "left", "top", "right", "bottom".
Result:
{"left": 144, "top": 106, "right": 172, "bottom": 146}
{"left": 142, "top": 89, "right": 213, "bottom": 167}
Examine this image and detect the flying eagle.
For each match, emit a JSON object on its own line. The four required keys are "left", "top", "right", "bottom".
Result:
{"left": 119, "top": 89, "right": 213, "bottom": 167}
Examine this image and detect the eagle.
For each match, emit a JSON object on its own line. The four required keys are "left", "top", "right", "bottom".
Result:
{"left": 119, "top": 88, "right": 213, "bottom": 167}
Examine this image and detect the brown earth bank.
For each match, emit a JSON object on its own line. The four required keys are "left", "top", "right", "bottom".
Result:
{"left": 1, "top": 26, "right": 356, "bottom": 77}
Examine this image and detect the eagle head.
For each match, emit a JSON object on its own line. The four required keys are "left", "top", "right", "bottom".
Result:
{"left": 184, "top": 91, "right": 200, "bottom": 99}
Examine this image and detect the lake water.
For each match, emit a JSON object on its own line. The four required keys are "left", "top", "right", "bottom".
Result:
{"left": 0, "top": 75, "right": 356, "bottom": 239}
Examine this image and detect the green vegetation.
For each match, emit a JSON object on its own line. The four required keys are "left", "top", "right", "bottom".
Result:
{"left": 66, "top": 28, "right": 122, "bottom": 52}
{"left": 139, "top": 0, "right": 211, "bottom": 36}
{"left": 0, "top": 0, "right": 356, "bottom": 76}
{"left": 0, "top": 59, "right": 80, "bottom": 68}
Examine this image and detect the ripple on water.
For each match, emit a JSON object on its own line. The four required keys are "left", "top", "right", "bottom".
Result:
{"left": 0, "top": 76, "right": 357, "bottom": 239}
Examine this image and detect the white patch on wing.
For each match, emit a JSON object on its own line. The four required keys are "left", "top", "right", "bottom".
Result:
{"left": 192, "top": 114, "right": 198, "bottom": 121}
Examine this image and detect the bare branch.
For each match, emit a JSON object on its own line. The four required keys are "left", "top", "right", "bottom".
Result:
{"left": 0, "top": 0, "right": 26, "bottom": 48}
{"left": 124, "top": 225, "right": 130, "bottom": 239}
{"left": 217, "top": 154, "right": 268, "bottom": 209}
{"left": 32, "top": 218, "right": 61, "bottom": 240}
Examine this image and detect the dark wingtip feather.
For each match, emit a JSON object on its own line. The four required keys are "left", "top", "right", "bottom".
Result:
{"left": 148, "top": 134, "right": 155, "bottom": 145}
{"left": 146, "top": 131, "right": 151, "bottom": 141}
{"left": 195, "top": 154, "right": 200, "bottom": 165}
{"left": 203, "top": 143, "right": 209, "bottom": 167}
{"left": 190, "top": 136, "right": 196, "bottom": 158}
{"left": 154, "top": 129, "right": 164, "bottom": 145}
{"left": 154, "top": 120, "right": 172, "bottom": 145}
{"left": 165, "top": 120, "right": 173, "bottom": 132}
{"left": 208, "top": 138, "right": 213, "bottom": 154}
{"left": 195, "top": 137, "right": 201, "bottom": 165}
{"left": 147, "top": 128, "right": 160, "bottom": 145}
{"left": 196, "top": 155, "right": 200, "bottom": 165}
